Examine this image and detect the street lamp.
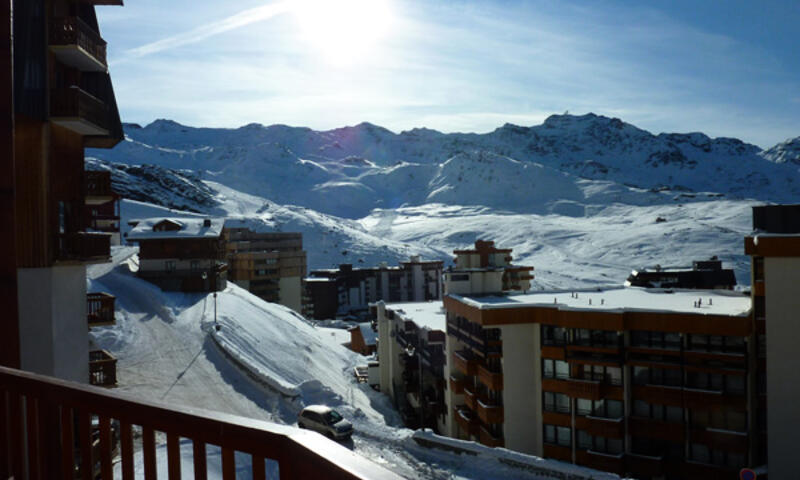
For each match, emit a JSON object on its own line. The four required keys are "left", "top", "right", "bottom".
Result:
{"left": 405, "top": 344, "right": 424, "bottom": 429}
{"left": 202, "top": 272, "right": 220, "bottom": 331}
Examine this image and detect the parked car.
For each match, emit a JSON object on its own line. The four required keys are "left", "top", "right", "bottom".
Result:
{"left": 297, "top": 405, "right": 354, "bottom": 440}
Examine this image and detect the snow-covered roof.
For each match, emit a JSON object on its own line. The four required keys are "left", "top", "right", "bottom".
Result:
{"left": 357, "top": 323, "right": 378, "bottom": 346}
{"left": 127, "top": 217, "right": 225, "bottom": 240}
{"left": 451, "top": 286, "right": 751, "bottom": 317}
{"left": 386, "top": 301, "right": 446, "bottom": 332}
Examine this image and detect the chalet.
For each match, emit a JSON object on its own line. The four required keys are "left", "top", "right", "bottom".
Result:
{"left": 127, "top": 218, "right": 228, "bottom": 292}
{"left": 348, "top": 322, "right": 378, "bottom": 356}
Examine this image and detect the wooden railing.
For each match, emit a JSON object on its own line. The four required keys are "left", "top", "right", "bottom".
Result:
{"left": 89, "top": 349, "right": 117, "bottom": 387}
{"left": 50, "top": 86, "right": 109, "bottom": 130}
{"left": 0, "top": 366, "right": 401, "bottom": 480}
{"left": 57, "top": 232, "right": 111, "bottom": 262}
{"left": 50, "top": 16, "right": 108, "bottom": 67}
{"left": 87, "top": 292, "right": 116, "bottom": 327}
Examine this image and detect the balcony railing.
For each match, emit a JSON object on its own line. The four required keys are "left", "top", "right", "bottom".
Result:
{"left": 57, "top": 232, "right": 111, "bottom": 263}
{"left": 89, "top": 349, "right": 117, "bottom": 387}
{"left": 87, "top": 292, "right": 116, "bottom": 327}
{"left": 0, "top": 366, "right": 400, "bottom": 480}
{"left": 478, "top": 425, "right": 504, "bottom": 448}
{"left": 453, "top": 350, "right": 477, "bottom": 376}
{"left": 49, "top": 16, "right": 107, "bottom": 71}
{"left": 477, "top": 364, "right": 503, "bottom": 391}
{"left": 476, "top": 399, "right": 504, "bottom": 425}
{"left": 565, "top": 378, "right": 604, "bottom": 401}
{"left": 454, "top": 408, "right": 479, "bottom": 437}
{"left": 449, "top": 375, "right": 465, "bottom": 394}
{"left": 85, "top": 170, "right": 115, "bottom": 202}
{"left": 50, "top": 86, "right": 110, "bottom": 136}
{"left": 463, "top": 386, "right": 477, "bottom": 411}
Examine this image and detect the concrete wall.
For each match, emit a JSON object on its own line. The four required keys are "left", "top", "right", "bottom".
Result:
{"left": 444, "top": 271, "right": 503, "bottom": 295}
{"left": 377, "top": 302, "right": 392, "bottom": 393}
{"left": 139, "top": 257, "right": 220, "bottom": 272}
{"left": 499, "top": 323, "right": 542, "bottom": 456}
{"left": 278, "top": 275, "right": 302, "bottom": 313}
{"left": 17, "top": 265, "right": 88, "bottom": 383}
{"left": 765, "top": 257, "right": 800, "bottom": 479}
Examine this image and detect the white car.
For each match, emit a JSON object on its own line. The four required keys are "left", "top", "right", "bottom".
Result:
{"left": 297, "top": 405, "right": 354, "bottom": 440}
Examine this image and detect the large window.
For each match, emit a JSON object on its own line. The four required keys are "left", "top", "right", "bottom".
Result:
{"left": 685, "top": 371, "right": 745, "bottom": 394}
{"left": 632, "top": 400, "right": 684, "bottom": 423}
{"left": 690, "top": 443, "right": 746, "bottom": 469}
{"left": 542, "top": 359, "right": 569, "bottom": 380}
{"left": 690, "top": 409, "right": 747, "bottom": 432}
{"left": 572, "top": 329, "right": 619, "bottom": 348}
{"left": 577, "top": 398, "right": 623, "bottom": 419}
{"left": 542, "top": 325, "right": 567, "bottom": 346}
{"left": 544, "top": 392, "right": 571, "bottom": 414}
{"left": 577, "top": 431, "right": 623, "bottom": 455}
{"left": 687, "top": 334, "right": 746, "bottom": 354}
{"left": 573, "top": 364, "right": 622, "bottom": 385}
{"left": 631, "top": 330, "right": 681, "bottom": 350}
{"left": 632, "top": 366, "right": 682, "bottom": 387}
{"left": 544, "top": 424, "right": 571, "bottom": 447}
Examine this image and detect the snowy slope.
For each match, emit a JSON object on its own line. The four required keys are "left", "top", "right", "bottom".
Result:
{"left": 87, "top": 114, "right": 800, "bottom": 219}
{"left": 762, "top": 136, "right": 800, "bottom": 165}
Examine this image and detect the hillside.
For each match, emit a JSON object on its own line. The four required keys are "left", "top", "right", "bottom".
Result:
{"left": 88, "top": 113, "right": 800, "bottom": 219}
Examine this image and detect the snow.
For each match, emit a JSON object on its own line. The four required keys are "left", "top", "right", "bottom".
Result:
{"left": 127, "top": 217, "right": 224, "bottom": 240}
{"left": 386, "top": 301, "right": 447, "bottom": 332}
{"left": 452, "top": 286, "right": 751, "bottom": 316}
{"left": 89, "top": 248, "right": 617, "bottom": 480}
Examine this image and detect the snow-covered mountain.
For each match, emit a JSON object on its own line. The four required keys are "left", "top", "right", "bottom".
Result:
{"left": 89, "top": 113, "right": 800, "bottom": 219}
{"left": 762, "top": 136, "right": 800, "bottom": 165}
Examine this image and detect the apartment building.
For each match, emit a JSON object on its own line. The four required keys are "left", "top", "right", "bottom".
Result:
{"left": 443, "top": 240, "right": 534, "bottom": 295}
{"left": 744, "top": 203, "right": 800, "bottom": 479}
{"left": 376, "top": 302, "right": 447, "bottom": 431}
{"left": 307, "top": 256, "right": 444, "bottom": 320}
{"left": 127, "top": 218, "right": 227, "bottom": 292}
{"left": 224, "top": 227, "right": 307, "bottom": 313}
{"left": 626, "top": 257, "right": 737, "bottom": 290}
{"left": 85, "top": 170, "right": 121, "bottom": 245}
{"left": 1, "top": 0, "right": 122, "bottom": 383}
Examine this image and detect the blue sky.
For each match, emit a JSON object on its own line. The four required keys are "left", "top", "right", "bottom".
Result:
{"left": 98, "top": 0, "right": 799, "bottom": 148}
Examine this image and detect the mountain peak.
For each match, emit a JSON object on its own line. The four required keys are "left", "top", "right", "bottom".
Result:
{"left": 762, "top": 136, "right": 800, "bottom": 164}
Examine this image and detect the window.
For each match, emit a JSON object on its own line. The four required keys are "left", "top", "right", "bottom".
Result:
{"left": 190, "top": 260, "right": 200, "bottom": 271}
{"left": 450, "top": 274, "right": 469, "bottom": 282}
{"left": 544, "top": 392, "right": 570, "bottom": 414}
{"left": 571, "top": 329, "right": 618, "bottom": 348}
{"left": 633, "top": 399, "right": 684, "bottom": 422}
{"left": 165, "top": 260, "right": 176, "bottom": 272}
{"left": 572, "top": 364, "right": 622, "bottom": 385}
{"left": 576, "top": 398, "right": 592, "bottom": 416}
{"left": 555, "top": 360, "right": 569, "bottom": 379}
{"left": 632, "top": 366, "right": 681, "bottom": 387}
{"left": 577, "top": 399, "right": 623, "bottom": 419}
{"left": 690, "top": 409, "right": 746, "bottom": 432}
{"left": 542, "top": 325, "right": 567, "bottom": 346}
{"left": 687, "top": 334, "right": 746, "bottom": 354}
{"left": 577, "top": 431, "right": 623, "bottom": 455}
{"left": 686, "top": 371, "right": 745, "bottom": 394}
{"left": 631, "top": 330, "right": 682, "bottom": 350}
{"left": 544, "top": 424, "right": 571, "bottom": 447}
{"left": 543, "top": 359, "right": 554, "bottom": 379}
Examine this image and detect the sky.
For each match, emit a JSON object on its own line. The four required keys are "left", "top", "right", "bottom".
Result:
{"left": 97, "top": 0, "right": 799, "bottom": 148}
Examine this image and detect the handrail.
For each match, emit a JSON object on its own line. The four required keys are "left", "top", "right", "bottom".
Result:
{"left": 0, "top": 366, "right": 401, "bottom": 479}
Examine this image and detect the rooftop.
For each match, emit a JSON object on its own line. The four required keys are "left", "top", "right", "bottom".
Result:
{"left": 385, "top": 301, "right": 446, "bottom": 332}
{"left": 451, "top": 286, "right": 751, "bottom": 317}
{"left": 127, "top": 217, "right": 225, "bottom": 240}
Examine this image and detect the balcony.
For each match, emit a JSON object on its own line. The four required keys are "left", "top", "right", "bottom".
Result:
{"left": 565, "top": 378, "right": 604, "bottom": 400}
{"left": 87, "top": 292, "right": 116, "bottom": 327}
{"left": 89, "top": 349, "right": 117, "bottom": 387}
{"left": 50, "top": 86, "right": 110, "bottom": 136}
{"left": 85, "top": 170, "right": 116, "bottom": 205}
{"left": 576, "top": 450, "right": 624, "bottom": 475}
{"left": 629, "top": 416, "right": 685, "bottom": 443}
{"left": 476, "top": 399, "right": 504, "bottom": 425}
{"left": 478, "top": 425, "right": 504, "bottom": 448}
{"left": 49, "top": 16, "right": 107, "bottom": 71}
{"left": 57, "top": 232, "right": 111, "bottom": 263}
{"left": 477, "top": 364, "right": 503, "bottom": 391}
{"left": 574, "top": 415, "right": 623, "bottom": 438}
{"left": 0, "top": 366, "right": 400, "bottom": 480}
{"left": 626, "top": 453, "right": 664, "bottom": 478}
{"left": 463, "top": 386, "right": 477, "bottom": 411}
{"left": 454, "top": 408, "right": 479, "bottom": 437}
{"left": 453, "top": 350, "right": 477, "bottom": 376}
{"left": 449, "top": 375, "right": 465, "bottom": 394}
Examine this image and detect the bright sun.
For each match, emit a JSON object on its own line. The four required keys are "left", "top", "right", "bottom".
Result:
{"left": 292, "top": 0, "right": 393, "bottom": 66}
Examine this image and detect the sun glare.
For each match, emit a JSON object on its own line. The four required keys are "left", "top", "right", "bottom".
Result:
{"left": 292, "top": 0, "right": 393, "bottom": 66}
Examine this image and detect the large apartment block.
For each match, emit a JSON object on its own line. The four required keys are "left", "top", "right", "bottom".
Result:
{"left": 308, "top": 256, "right": 443, "bottom": 320}
{"left": 224, "top": 227, "right": 307, "bottom": 313}
{"left": 444, "top": 240, "right": 534, "bottom": 295}
{"left": 744, "top": 203, "right": 800, "bottom": 479}
{"left": 1, "top": 0, "right": 123, "bottom": 383}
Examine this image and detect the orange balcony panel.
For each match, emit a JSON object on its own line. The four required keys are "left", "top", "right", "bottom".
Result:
{"left": 542, "top": 411, "right": 571, "bottom": 428}
{"left": 479, "top": 425, "right": 504, "bottom": 448}
{"left": 576, "top": 450, "right": 624, "bottom": 475}
{"left": 476, "top": 400, "right": 503, "bottom": 425}
{"left": 453, "top": 351, "right": 477, "bottom": 376}
{"left": 543, "top": 444, "right": 572, "bottom": 462}
{"left": 477, "top": 364, "right": 503, "bottom": 391}
{"left": 575, "top": 415, "right": 623, "bottom": 439}
{"left": 463, "top": 386, "right": 477, "bottom": 411}
{"left": 449, "top": 375, "right": 465, "bottom": 394}
{"left": 454, "top": 408, "right": 479, "bottom": 436}
{"left": 626, "top": 454, "right": 665, "bottom": 478}
{"left": 565, "top": 379, "right": 604, "bottom": 401}
{"left": 628, "top": 417, "right": 685, "bottom": 443}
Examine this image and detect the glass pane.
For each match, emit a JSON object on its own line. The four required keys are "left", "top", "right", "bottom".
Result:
{"left": 578, "top": 430, "right": 592, "bottom": 449}
{"left": 727, "top": 375, "right": 745, "bottom": 394}
{"left": 607, "top": 400, "right": 623, "bottom": 418}
{"left": 652, "top": 403, "right": 664, "bottom": 420}
{"left": 608, "top": 438, "right": 623, "bottom": 454}
{"left": 557, "top": 427, "right": 571, "bottom": 446}
{"left": 728, "top": 410, "right": 747, "bottom": 432}
{"left": 666, "top": 406, "right": 683, "bottom": 423}
{"left": 555, "top": 360, "right": 569, "bottom": 379}
{"left": 633, "top": 366, "right": 648, "bottom": 386}
{"left": 544, "top": 392, "right": 555, "bottom": 411}
{"left": 556, "top": 393, "right": 570, "bottom": 413}
{"left": 691, "top": 443, "right": 710, "bottom": 463}
{"left": 633, "top": 399, "right": 649, "bottom": 417}
{"left": 607, "top": 367, "right": 622, "bottom": 385}
{"left": 631, "top": 331, "right": 648, "bottom": 347}
{"left": 543, "top": 359, "right": 554, "bottom": 378}
{"left": 577, "top": 398, "right": 592, "bottom": 416}
{"left": 665, "top": 332, "right": 681, "bottom": 349}
{"left": 545, "top": 424, "right": 556, "bottom": 443}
